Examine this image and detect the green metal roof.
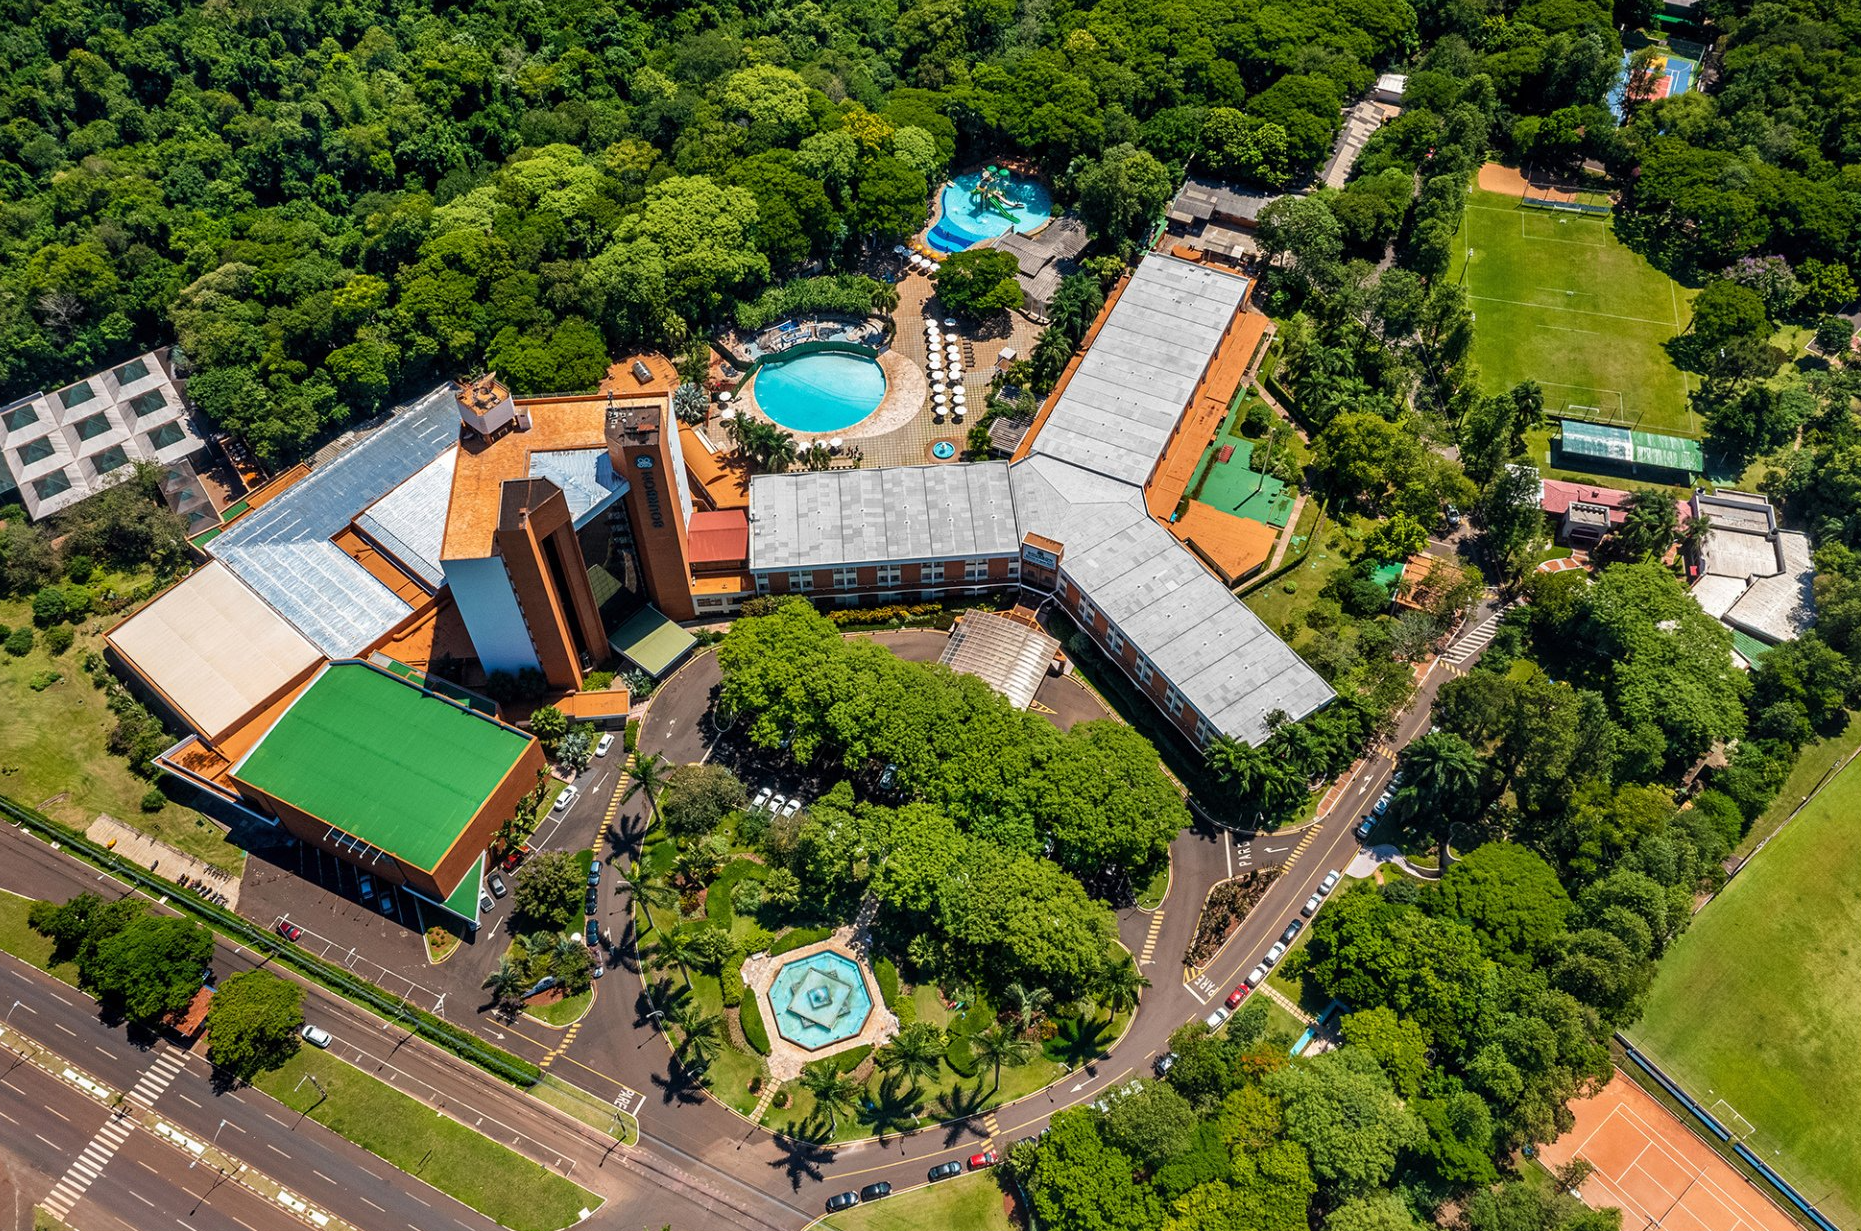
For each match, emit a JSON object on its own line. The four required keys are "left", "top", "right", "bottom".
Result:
{"left": 609, "top": 605, "right": 696, "bottom": 678}
{"left": 1731, "top": 628, "right": 1773, "bottom": 665}
{"left": 234, "top": 663, "right": 532, "bottom": 872}
{"left": 1558, "top": 420, "right": 1701, "bottom": 474}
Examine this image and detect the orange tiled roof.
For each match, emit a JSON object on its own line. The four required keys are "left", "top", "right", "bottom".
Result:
{"left": 1170, "top": 502, "right": 1277, "bottom": 584}
{"left": 678, "top": 422, "right": 750, "bottom": 510}
{"left": 1145, "top": 311, "right": 1267, "bottom": 520}
{"left": 688, "top": 509, "right": 749, "bottom": 566}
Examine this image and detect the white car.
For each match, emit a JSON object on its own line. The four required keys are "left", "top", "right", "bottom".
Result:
{"left": 1263, "top": 942, "right": 1286, "bottom": 967}
{"left": 1205, "top": 1006, "right": 1230, "bottom": 1031}
{"left": 1302, "top": 894, "right": 1322, "bottom": 917}
{"left": 769, "top": 794, "right": 788, "bottom": 816}
{"left": 553, "top": 784, "right": 578, "bottom": 812}
{"left": 300, "top": 1024, "right": 332, "bottom": 1049}
{"left": 1318, "top": 869, "right": 1341, "bottom": 895}
{"left": 595, "top": 732, "right": 615, "bottom": 758}
{"left": 751, "top": 787, "right": 773, "bottom": 812}
{"left": 1244, "top": 965, "right": 1267, "bottom": 988}
{"left": 1373, "top": 790, "right": 1394, "bottom": 816}
{"left": 780, "top": 796, "right": 802, "bottom": 818}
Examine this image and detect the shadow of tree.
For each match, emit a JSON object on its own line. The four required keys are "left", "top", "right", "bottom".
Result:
{"left": 856, "top": 1072, "right": 922, "bottom": 1142}
{"left": 766, "top": 1130, "right": 834, "bottom": 1191}
{"left": 1049, "top": 1013, "right": 1113, "bottom": 1071}
{"left": 929, "top": 1079, "right": 992, "bottom": 1147}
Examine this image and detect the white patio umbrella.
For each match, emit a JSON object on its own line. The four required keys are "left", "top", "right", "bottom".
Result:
{"left": 952, "top": 388, "right": 967, "bottom": 402}
{"left": 932, "top": 391, "right": 947, "bottom": 404}
{"left": 932, "top": 380, "right": 947, "bottom": 393}
{"left": 830, "top": 437, "right": 844, "bottom": 451}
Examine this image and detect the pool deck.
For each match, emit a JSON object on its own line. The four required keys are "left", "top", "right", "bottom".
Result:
{"left": 742, "top": 933, "right": 899, "bottom": 1082}
{"left": 704, "top": 273, "right": 1042, "bottom": 470}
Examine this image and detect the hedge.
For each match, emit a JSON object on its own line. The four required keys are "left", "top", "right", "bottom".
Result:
{"left": 740, "top": 993, "right": 770, "bottom": 1055}
{"left": 874, "top": 957, "right": 902, "bottom": 1012}
{"left": 721, "top": 961, "right": 745, "bottom": 1008}
{"left": 834, "top": 1043, "right": 872, "bottom": 1074}
{"left": 944, "top": 1035, "right": 979, "bottom": 1079}
{"left": 734, "top": 274, "right": 888, "bottom": 332}
{"left": 769, "top": 925, "right": 833, "bottom": 956}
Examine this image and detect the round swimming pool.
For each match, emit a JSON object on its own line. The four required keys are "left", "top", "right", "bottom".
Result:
{"left": 925, "top": 169, "right": 1053, "bottom": 253}
{"left": 750, "top": 350, "right": 887, "bottom": 434}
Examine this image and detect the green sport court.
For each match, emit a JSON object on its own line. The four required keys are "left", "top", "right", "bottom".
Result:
{"left": 1631, "top": 754, "right": 1861, "bottom": 1229}
{"left": 1188, "top": 419, "right": 1295, "bottom": 528}
{"left": 234, "top": 662, "right": 533, "bottom": 873}
{"left": 1450, "top": 187, "right": 1699, "bottom": 437}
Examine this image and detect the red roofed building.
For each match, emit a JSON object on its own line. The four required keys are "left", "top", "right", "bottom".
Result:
{"left": 1539, "top": 478, "right": 1691, "bottom": 547}
{"left": 687, "top": 509, "right": 749, "bottom": 570}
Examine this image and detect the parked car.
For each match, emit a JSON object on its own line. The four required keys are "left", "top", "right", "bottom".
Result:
{"left": 275, "top": 919, "right": 303, "bottom": 942}
{"left": 356, "top": 873, "right": 376, "bottom": 903}
{"left": 587, "top": 862, "right": 601, "bottom": 887}
{"left": 1281, "top": 919, "right": 1304, "bottom": 945}
{"left": 1205, "top": 1006, "right": 1230, "bottom": 1030}
{"left": 780, "top": 796, "right": 802, "bottom": 817}
{"left": 488, "top": 872, "right": 508, "bottom": 898}
{"left": 589, "top": 962, "right": 604, "bottom": 980}
{"left": 300, "top": 1024, "right": 332, "bottom": 1049}
{"left": 375, "top": 892, "right": 394, "bottom": 916}
{"left": 928, "top": 1161, "right": 964, "bottom": 1182}
{"left": 825, "top": 1192, "right": 859, "bottom": 1213}
{"left": 554, "top": 784, "right": 578, "bottom": 812}
{"left": 480, "top": 890, "right": 495, "bottom": 914}
{"left": 585, "top": 887, "right": 599, "bottom": 916}
{"left": 1225, "top": 984, "right": 1250, "bottom": 1009}
{"left": 585, "top": 919, "right": 601, "bottom": 948}
{"left": 968, "top": 1150, "right": 999, "bottom": 1170}
{"left": 1263, "top": 942, "right": 1286, "bottom": 966}
{"left": 769, "top": 794, "right": 789, "bottom": 816}
{"left": 1318, "top": 869, "right": 1341, "bottom": 895}
{"left": 1356, "top": 816, "right": 1375, "bottom": 839}
{"left": 859, "top": 1182, "right": 893, "bottom": 1202}
{"left": 1373, "top": 790, "right": 1394, "bottom": 816}
{"left": 1445, "top": 503, "right": 1462, "bottom": 530}
{"left": 877, "top": 763, "right": 898, "bottom": 792}
{"left": 752, "top": 787, "right": 772, "bottom": 812}
{"left": 499, "top": 846, "right": 529, "bottom": 872}
{"left": 1154, "top": 1051, "right": 1177, "bottom": 1076}
{"left": 594, "top": 732, "right": 614, "bottom": 758}
{"left": 1302, "top": 894, "right": 1322, "bottom": 916}
{"left": 1244, "top": 965, "right": 1267, "bottom": 989}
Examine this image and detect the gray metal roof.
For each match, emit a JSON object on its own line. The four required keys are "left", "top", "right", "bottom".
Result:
{"left": 1011, "top": 454, "right": 1332, "bottom": 744}
{"left": 747, "top": 462, "right": 1020, "bottom": 571}
{"left": 355, "top": 446, "right": 457, "bottom": 590}
{"left": 529, "top": 448, "right": 627, "bottom": 527}
{"left": 1027, "top": 256, "right": 1250, "bottom": 486}
{"left": 210, "top": 385, "right": 460, "bottom": 657}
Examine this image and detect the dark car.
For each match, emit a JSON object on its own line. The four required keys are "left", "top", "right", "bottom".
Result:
{"left": 587, "top": 862, "right": 602, "bottom": 888}
{"left": 585, "top": 887, "right": 599, "bottom": 916}
{"left": 928, "top": 1161, "right": 964, "bottom": 1182}
{"left": 1281, "top": 919, "right": 1304, "bottom": 945}
{"left": 488, "top": 872, "right": 508, "bottom": 899}
{"left": 859, "top": 1182, "right": 892, "bottom": 1202}
{"left": 825, "top": 1192, "right": 859, "bottom": 1213}
{"left": 275, "top": 919, "right": 303, "bottom": 942}
{"left": 585, "top": 919, "right": 601, "bottom": 948}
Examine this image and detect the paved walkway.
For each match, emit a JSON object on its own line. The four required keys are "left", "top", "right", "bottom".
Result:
{"left": 88, "top": 814, "right": 241, "bottom": 909}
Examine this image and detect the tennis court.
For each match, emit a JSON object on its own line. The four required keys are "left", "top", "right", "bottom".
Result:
{"left": 1451, "top": 186, "right": 1699, "bottom": 437}
{"left": 1538, "top": 1073, "right": 1800, "bottom": 1231}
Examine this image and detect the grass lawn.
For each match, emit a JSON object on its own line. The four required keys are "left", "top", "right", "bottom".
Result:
{"left": 1451, "top": 189, "right": 1699, "bottom": 437}
{"left": 1732, "top": 714, "right": 1860, "bottom": 858}
{"left": 1630, "top": 755, "right": 1861, "bottom": 1229}
{"left": 526, "top": 1077, "right": 635, "bottom": 1144}
{"left": 0, "top": 581, "right": 244, "bottom": 874}
{"left": 1243, "top": 515, "right": 1355, "bottom": 638}
{"left": 257, "top": 1049, "right": 596, "bottom": 1231}
{"left": 0, "top": 892, "right": 78, "bottom": 984}
{"left": 523, "top": 988, "right": 592, "bottom": 1026}
{"left": 820, "top": 1173, "right": 1016, "bottom": 1231}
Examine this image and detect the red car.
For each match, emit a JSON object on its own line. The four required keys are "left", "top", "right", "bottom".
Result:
{"left": 968, "top": 1150, "right": 999, "bottom": 1170}
{"left": 1225, "top": 984, "right": 1251, "bottom": 1009}
{"left": 275, "top": 919, "right": 303, "bottom": 942}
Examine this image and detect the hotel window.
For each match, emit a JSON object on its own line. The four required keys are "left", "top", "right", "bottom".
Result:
{"left": 1006, "top": 559, "right": 1020, "bottom": 578}
{"left": 1193, "top": 718, "right": 1215, "bottom": 745}
{"left": 1106, "top": 628, "right": 1124, "bottom": 656}
{"left": 877, "top": 564, "right": 902, "bottom": 586}
{"left": 787, "top": 571, "right": 813, "bottom": 592}
{"left": 755, "top": 574, "right": 771, "bottom": 593}
{"left": 1077, "top": 598, "right": 1097, "bottom": 627}
{"left": 832, "top": 568, "right": 858, "bottom": 589}
{"left": 1135, "top": 656, "right": 1153, "bottom": 685}
{"left": 964, "top": 559, "right": 987, "bottom": 581}
{"left": 1056, "top": 576, "right": 1070, "bottom": 598}
{"left": 1164, "top": 686, "right": 1184, "bottom": 715}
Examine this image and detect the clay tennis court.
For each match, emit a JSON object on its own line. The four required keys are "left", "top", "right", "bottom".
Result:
{"left": 1538, "top": 1072, "right": 1800, "bottom": 1231}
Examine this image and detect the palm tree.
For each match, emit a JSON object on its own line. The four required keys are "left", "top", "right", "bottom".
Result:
{"left": 876, "top": 1021, "right": 944, "bottom": 1092}
{"left": 622, "top": 751, "right": 669, "bottom": 832}
{"left": 643, "top": 925, "right": 702, "bottom": 988}
{"left": 1001, "top": 981, "right": 1052, "bottom": 1037}
{"left": 870, "top": 282, "right": 900, "bottom": 314}
{"left": 971, "top": 1023, "right": 1034, "bottom": 1092}
{"left": 800, "top": 1063, "right": 863, "bottom": 1134}
{"left": 481, "top": 958, "right": 524, "bottom": 1010}
{"left": 761, "top": 427, "right": 799, "bottom": 474}
{"left": 1095, "top": 954, "right": 1149, "bottom": 1019}
{"left": 1399, "top": 730, "right": 1484, "bottom": 867}
{"left": 670, "top": 1000, "right": 723, "bottom": 1068}
{"left": 626, "top": 869, "right": 679, "bottom": 938}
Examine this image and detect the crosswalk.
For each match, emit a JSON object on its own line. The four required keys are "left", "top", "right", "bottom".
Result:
{"left": 540, "top": 1017, "right": 588, "bottom": 1071}
{"left": 1442, "top": 603, "right": 1513, "bottom": 665}
{"left": 1279, "top": 823, "right": 1321, "bottom": 876}
{"left": 979, "top": 1110, "right": 1001, "bottom": 1149}
{"left": 1136, "top": 911, "right": 1165, "bottom": 966}
{"left": 42, "top": 1047, "right": 186, "bottom": 1220}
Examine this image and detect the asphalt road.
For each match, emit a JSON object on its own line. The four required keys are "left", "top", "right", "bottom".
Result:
{"left": 0, "top": 617, "right": 1491, "bottom": 1228}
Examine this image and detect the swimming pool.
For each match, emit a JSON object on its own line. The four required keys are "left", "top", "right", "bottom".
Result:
{"left": 769, "top": 950, "right": 874, "bottom": 1050}
{"left": 925, "top": 169, "right": 1053, "bottom": 253}
{"left": 750, "top": 350, "right": 887, "bottom": 434}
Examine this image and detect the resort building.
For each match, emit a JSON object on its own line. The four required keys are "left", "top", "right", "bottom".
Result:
{"left": 1686, "top": 489, "right": 1815, "bottom": 663}
{"left": 0, "top": 348, "right": 210, "bottom": 518}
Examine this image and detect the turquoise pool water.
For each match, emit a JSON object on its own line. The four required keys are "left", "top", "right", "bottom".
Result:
{"left": 751, "top": 351, "right": 887, "bottom": 434}
{"left": 768, "top": 951, "right": 873, "bottom": 1050}
{"left": 926, "top": 170, "right": 1053, "bottom": 253}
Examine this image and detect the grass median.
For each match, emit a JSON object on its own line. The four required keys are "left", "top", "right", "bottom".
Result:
{"left": 819, "top": 1172, "right": 1015, "bottom": 1231}
{"left": 256, "top": 1049, "right": 596, "bottom": 1231}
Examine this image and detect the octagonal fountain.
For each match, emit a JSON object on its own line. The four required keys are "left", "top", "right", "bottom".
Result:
{"left": 767, "top": 950, "right": 874, "bottom": 1050}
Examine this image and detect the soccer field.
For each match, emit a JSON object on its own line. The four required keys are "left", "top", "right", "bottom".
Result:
{"left": 1630, "top": 754, "right": 1861, "bottom": 1229}
{"left": 1451, "top": 189, "right": 1699, "bottom": 436}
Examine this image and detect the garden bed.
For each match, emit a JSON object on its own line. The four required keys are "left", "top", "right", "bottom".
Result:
{"left": 1185, "top": 869, "right": 1279, "bottom": 968}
